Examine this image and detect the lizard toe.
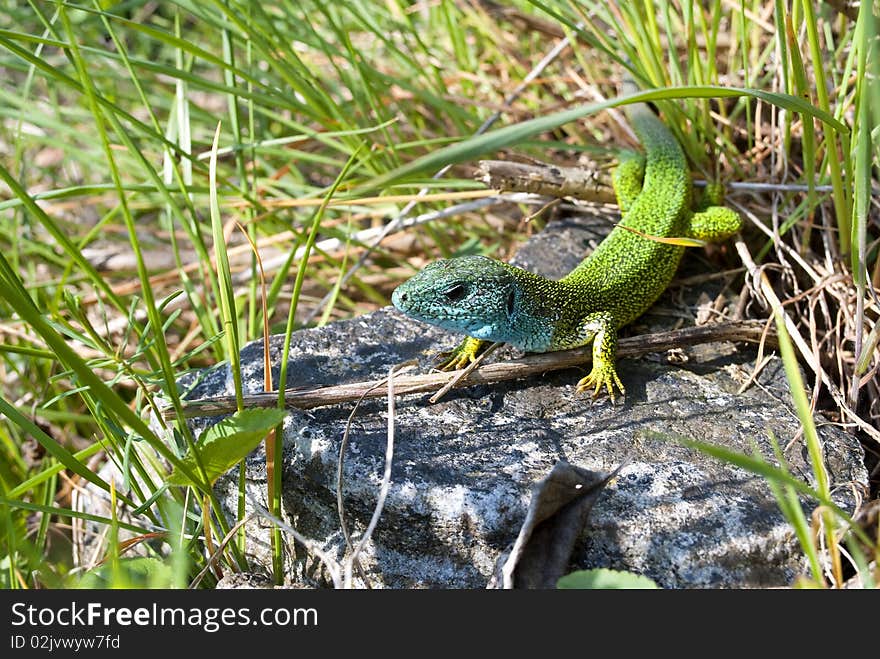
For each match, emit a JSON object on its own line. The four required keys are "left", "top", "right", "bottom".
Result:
{"left": 576, "top": 366, "right": 625, "bottom": 403}
{"left": 434, "top": 351, "right": 467, "bottom": 371}
{"left": 434, "top": 336, "right": 486, "bottom": 371}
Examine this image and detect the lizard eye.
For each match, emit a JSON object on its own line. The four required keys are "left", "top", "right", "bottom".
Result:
{"left": 442, "top": 284, "right": 467, "bottom": 302}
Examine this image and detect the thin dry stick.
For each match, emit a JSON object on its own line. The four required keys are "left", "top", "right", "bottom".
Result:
{"left": 429, "top": 342, "right": 501, "bottom": 403}
{"left": 248, "top": 495, "right": 343, "bottom": 588}
{"left": 189, "top": 513, "right": 255, "bottom": 589}
{"left": 733, "top": 200, "right": 823, "bottom": 284}
{"left": 737, "top": 351, "right": 777, "bottom": 395}
{"left": 811, "top": 504, "right": 843, "bottom": 588}
{"left": 336, "top": 394, "right": 381, "bottom": 585}
{"left": 476, "top": 159, "right": 613, "bottom": 201}
{"left": 343, "top": 363, "right": 402, "bottom": 589}
{"left": 246, "top": 189, "right": 496, "bottom": 210}
{"left": 234, "top": 220, "right": 279, "bottom": 564}
{"left": 476, "top": 159, "right": 846, "bottom": 200}
{"left": 233, "top": 221, "right": 273, "bottom": 389}
{"left": 201, "top": 494, "right": 222, "bottom": 581}
{"left": 851, "top": 264, "right": 876, "bottom": 407}
{"left": 165, "top": 320, "right": 776, "bottom": 419}
{"left": 336, "top": 361, "right": 417, "bottom": 587}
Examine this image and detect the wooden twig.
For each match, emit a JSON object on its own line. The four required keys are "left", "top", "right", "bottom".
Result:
{"left": 163, "top": 320, "right": 776, "bottom": 419}
{"left": 476, "top": 159, "right": 614, "bottom": 203}
{"left": 343, "top": 364, "right": 402, "bottom": 589}
{"left": 247, "top": 496, "right": 343, "bottom": 588}
{"left": 429, "top": 341, "right": 501, "bottom": 403}
{"left": 477, "top": 159, "right": 853, "bottom": 203}
{"left": 337, "top": 361, "right": 416, "bottom": 587}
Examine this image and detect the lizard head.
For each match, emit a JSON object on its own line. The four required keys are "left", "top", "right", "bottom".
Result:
{"left": 392, "top": 255, "right": 521, "bottom": 342}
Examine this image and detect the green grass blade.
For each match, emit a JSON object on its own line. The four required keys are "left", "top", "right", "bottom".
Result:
{"left": 0, "top": 397, "right": 117, "bottom": 499}
{"left": 0, "top": 496, "right": 154, "bottom": 537}
{"left": 799, "top": 0, "right": 850, "bottom": 249}
{"left": 0, "top": 249, "right": 203, "bottom": 490}
{"left": 208, "top": 121, "right": 243, "bottom": 409}
{"left": 763, "top": 431, "right": 823, "bottom": 583}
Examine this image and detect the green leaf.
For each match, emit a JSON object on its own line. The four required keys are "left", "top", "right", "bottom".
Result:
{"left": 557, "top": 569, "right": 660, "bottom": 590}
{"left": 167, "top": 408, "right": 286, "bottom": 487}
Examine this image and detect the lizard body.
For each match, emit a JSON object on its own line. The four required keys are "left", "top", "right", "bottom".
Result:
{"left": 392, "top": 87, "right": 742, "bottom": 401}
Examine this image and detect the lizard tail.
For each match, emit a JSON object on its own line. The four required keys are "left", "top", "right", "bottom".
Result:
{"left": 620, "top": 71, "right": 653, "bottom": 120}
{"left": 618, "top": 70, "right": 689, "bottom": 196}
{"left": 620, "top": 73, "right": 639, "bottom": 99}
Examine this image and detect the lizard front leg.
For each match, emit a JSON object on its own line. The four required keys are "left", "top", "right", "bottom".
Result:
{"left": 569, "top": 311, "right": 625, "bottom": 402}
{"left": 435, "top": 336, "right": 490, "bottom": 371}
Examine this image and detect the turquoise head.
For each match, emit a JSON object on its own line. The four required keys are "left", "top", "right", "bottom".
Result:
{"left": 392, "top": 256, "right": 520, "bottom": 343}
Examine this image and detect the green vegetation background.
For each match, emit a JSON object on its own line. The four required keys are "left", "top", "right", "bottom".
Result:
{"left": 0, "top": 1, "right": 877, "bottom": 588}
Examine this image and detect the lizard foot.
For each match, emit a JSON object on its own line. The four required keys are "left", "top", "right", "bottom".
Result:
{"left": 575, "top": 362, "right": 625, "bottom": 403}
{"left": 433, "top": 336, "right": 486, "bottom": 371}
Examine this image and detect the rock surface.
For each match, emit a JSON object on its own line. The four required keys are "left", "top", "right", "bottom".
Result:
{"left": 184, "top": 211, "right": 867, "bottom": 588}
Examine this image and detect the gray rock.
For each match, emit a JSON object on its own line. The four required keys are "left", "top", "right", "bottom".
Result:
{"left": 188, "top": 211, "right": 867, "bottom": 588}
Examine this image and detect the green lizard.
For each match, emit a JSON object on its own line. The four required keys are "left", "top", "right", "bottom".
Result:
{"left": 391, "top": 83, "right": 742, "bottom": 401}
